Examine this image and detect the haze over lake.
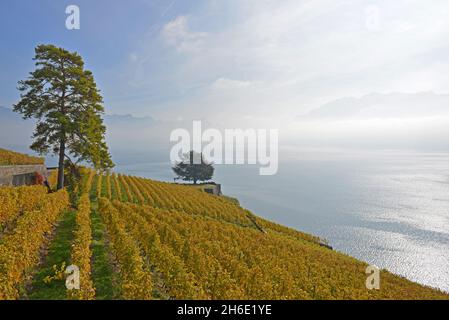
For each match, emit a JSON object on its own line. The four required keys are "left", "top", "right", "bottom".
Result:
{"left": 116, "top": 148, "right": 449, "bottom": 293}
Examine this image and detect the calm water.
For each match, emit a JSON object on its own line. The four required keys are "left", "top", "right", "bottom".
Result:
{"left": 116, "top": 149, "right": 449, "bottom": 292}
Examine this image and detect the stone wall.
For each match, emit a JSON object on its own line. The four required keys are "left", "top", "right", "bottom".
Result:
{"left": 0, "top": 165, "right": 48, "bottom": 186}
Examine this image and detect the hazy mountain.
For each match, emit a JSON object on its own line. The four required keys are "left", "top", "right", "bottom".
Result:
{"left": 0, "top": 107, "right": 157, "bottom": 142}
{"left": 289, "top": 92, "right": 449, "bottom": 151}
{"left": 300, "top": 92, "right": 449, "bottom": 120}
{"left": 0, "top": 106, "right": 166, "bottom": 164}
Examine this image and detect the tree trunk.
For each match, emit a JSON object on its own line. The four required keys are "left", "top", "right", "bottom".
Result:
{"left": 57, "top": 138, "right": 65, "bottom": 190}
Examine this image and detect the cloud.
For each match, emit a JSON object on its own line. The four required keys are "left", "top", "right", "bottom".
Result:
{"left": 110, "top": 0, "right": 449, "bottom": 145}
{"left": 161, "top": 16, "right": 208, "bottom": 52}
{"left": 143, "top": 0, "right": 449, "bottom": 124}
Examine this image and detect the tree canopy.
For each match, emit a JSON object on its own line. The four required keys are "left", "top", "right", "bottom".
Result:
{"left": 172, "top": 151, "right": 214, "bottom": 184}
{"left": 13, "top": 44, "right": 114, "bottom": 189}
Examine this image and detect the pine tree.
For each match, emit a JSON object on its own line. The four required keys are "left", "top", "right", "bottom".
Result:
{"left": 14, "top": 44, "right": 114, "bottom": 189}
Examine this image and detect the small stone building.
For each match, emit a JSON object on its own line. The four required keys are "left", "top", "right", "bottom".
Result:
{"left": 203, "top": 184, "right": 222, "bottom": 196}
{"left": 0, "top": 165, "right": 48, "bottom": 186}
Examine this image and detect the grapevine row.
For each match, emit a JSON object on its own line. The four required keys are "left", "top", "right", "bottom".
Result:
{"left": 97, "top": 197, "right": 152, "bottom": 299}
{"left": 112, "top": 174, "right": 122, "bottom": 201}
{"left": 96, "top": 174, "right": 102, "bottom": 199}
{"left": 122, "top": 176, "right": 253, "bottom": 228}
{"left": 68, "top": 193, "right": 95, "bottom": 300}
{"left": 105, "top": 174, "right": 112, "bottom": 200}
{"left": 0, "top": 185, "right": 48, "bottom": 228}
{"left": 118, "top": 174, "right": 133, "bottom": 202}
{"left": 124, "top": 200, "right": 446, "bottom": 300}
{"left": 0, "top": 190, "right": 69, "bottom": 299}
{"left": 120, "top": 175, "right": 321, "bottom": 245}
{"left": 111, "top": 200, "right": 206, "bottom": 299}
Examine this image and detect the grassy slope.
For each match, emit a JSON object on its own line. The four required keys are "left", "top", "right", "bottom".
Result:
{"left": 89, "top": 174, "right": 116, "bottom": 299}
{"left": 21, "top": 174, "right": 117, "bottom": 300}
{"left": 26, "top": 210, "right": 76, "bottom": 300}
{"left": 90, "top": 205, "right": 116, "bottom": 299}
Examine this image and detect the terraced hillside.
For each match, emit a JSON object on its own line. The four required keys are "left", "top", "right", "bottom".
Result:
{"left": 0, "top": 167, "right": 448, "bottom": 300}
{"left": 0, "top": 148, "right": 44, "bottom": 166}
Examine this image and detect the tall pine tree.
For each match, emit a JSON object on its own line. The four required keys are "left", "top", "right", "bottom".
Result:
{"left": 14, "top": 44, "right": 114, "bottom": 190}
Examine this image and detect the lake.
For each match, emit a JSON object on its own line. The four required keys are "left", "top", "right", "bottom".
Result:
{"left": 115, "top": 149, "right": 449, "bottom": 293}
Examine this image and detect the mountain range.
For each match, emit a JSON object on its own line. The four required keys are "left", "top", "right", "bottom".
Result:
{"left": 299, "top": 92, "right": 449, "bottom": 120}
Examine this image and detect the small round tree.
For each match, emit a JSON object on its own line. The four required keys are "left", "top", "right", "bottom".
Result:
{"left": 13, "top": 44, "right": 114, "bottom": 190}
{"left": 172, "top": 151, "right": 214, "bottom": 184}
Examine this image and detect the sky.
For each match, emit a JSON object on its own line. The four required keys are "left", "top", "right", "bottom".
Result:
{"left": 1, "top": 0, "right": 449, "bottom": 155}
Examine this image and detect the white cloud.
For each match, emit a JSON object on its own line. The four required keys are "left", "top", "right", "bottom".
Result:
{"left": 161, "top": 16, "right": 207, "bottom": 53}
{"left": 162, "top": 1, "right": 447, "bottom": 112}
{"left": 120, "top": 0, "right": 449, "bottom": 136}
